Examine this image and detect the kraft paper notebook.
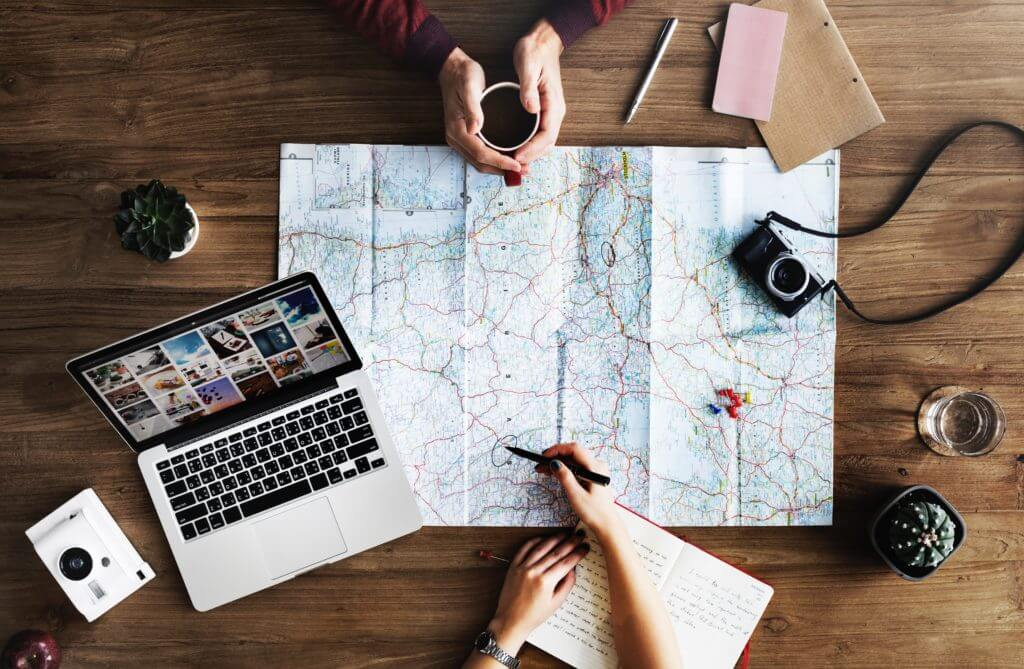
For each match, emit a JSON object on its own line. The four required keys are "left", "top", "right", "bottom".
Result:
{"left": 527, "top": 505, "right": 774, "bottom": 669}
{"left": 709, "top": 0, "right": 884, "bottom": 172}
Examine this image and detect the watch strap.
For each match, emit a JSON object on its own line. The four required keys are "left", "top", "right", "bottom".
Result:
{"left": 475, "top": 631, "right": 521, "bottom": 669}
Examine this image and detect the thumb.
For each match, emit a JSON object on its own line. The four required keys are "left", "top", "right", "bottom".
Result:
{"left": 553, "top": 569, "right": 577, "bottom": 604}
{"left": 517, "top": 63, "right": 541, "bottom": 114}
{"left": 550, "top": 460, "right": 585, "bottom": 502}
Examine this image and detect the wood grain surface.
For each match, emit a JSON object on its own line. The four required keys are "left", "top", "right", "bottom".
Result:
{"left": 2, "top": 1, "right": 1023, "bottom": 667}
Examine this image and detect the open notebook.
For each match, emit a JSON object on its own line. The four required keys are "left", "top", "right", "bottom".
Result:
{"left": 528, "top": 506, "right": 774, "bottom": 668}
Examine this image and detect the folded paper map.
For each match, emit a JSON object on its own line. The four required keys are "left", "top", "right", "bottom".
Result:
{"left": 278, "top": 144, "right": 838, "bottom": 526}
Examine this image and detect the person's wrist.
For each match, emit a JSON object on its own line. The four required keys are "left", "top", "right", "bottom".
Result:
{"left": 487, "top": 616, "right": 530, "bottom": 656}
{"left": 525, "top": 18, "right": 564, "bottom": 54}
{"left": 589, "top": 510, "right": 626, "bottom": 544}
{"left": 440, "top": 47, "right": 473, "bottom": 81}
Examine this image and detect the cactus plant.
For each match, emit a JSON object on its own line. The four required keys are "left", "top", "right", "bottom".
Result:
{"left": 887, "top": 500, "right": 957, "bottom": 568}
{"left": 114, "top": 180, "right": 196, "bottom": 262}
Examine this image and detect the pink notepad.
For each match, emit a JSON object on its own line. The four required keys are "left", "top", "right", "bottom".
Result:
{"left": 712, "top": 3, "right": 788, "bottom": 122}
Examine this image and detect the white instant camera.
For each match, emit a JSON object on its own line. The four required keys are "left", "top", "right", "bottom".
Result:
{"left": 26, "top": 489, "right": 155, "bottom": 622}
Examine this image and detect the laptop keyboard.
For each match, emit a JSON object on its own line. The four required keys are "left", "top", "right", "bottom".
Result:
{"left": 154, "top": 387, "right": 386, "bottom": 542}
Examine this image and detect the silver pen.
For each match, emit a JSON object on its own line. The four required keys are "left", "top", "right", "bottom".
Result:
{"left": 624, "top": 18, "right": 678, "bottom": 124}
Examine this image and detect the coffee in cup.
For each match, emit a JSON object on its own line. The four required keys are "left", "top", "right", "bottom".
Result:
{"left": 478, "top": 82, "right": 540, "bottom": 186}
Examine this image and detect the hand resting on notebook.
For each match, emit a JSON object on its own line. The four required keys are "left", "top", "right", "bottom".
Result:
{"left": 464, "top": 444, "right": 683, "bottom": 668}
{"left": 463, "top": 531, "right": 591, "bottom": 666}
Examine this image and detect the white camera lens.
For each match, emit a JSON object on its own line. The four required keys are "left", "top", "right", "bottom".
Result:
{"left": 59, "top": 547, "right": 93, "bottom": 581}
{"left": 765, "top": 254, "right": 810, "bottom": 301}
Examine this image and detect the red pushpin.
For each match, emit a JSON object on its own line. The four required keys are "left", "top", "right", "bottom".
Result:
{"left": 503, "top": 170, "right": 522, "bottom": 187}
{"left": 479, "top": 549, "right": 510, "bottom": 563}
{"left": 716, "top": 387, "right": 743, "bottom": 418}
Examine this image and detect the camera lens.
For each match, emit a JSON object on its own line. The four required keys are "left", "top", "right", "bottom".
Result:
{"left": 59, "top": 547, "right": 93, "bottom": 581}
{"left": 765, "top": 254, "right": 810, "bottom": 301}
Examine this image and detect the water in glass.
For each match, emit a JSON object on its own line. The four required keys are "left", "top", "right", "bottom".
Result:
{"left": 917, "top": 386, "right": 1005, "bottom": 456}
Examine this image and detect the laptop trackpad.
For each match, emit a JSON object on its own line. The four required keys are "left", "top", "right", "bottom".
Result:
{"left": 253, "top": 497, "right": 347, "bottom": 579}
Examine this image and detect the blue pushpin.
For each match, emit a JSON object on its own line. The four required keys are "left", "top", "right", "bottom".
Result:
{"left": 708, "top": 403, "right": 722, "bottom": 415}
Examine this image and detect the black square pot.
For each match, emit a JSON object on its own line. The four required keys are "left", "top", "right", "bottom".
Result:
{"left": 869, "top": 485, "right": 966, "bottom": 581}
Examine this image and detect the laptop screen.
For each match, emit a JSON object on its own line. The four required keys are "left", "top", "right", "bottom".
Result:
{"left": 67, "top": 273, "right": 361, "bottom": 452}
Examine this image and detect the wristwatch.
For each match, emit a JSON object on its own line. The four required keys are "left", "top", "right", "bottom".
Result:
{"left": 473, "top": 630, "right": 521, "bottom": 669}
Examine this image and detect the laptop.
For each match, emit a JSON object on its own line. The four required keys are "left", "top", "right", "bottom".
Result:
{"left": 67, "top": 273, "right": 423, "bottom": 611}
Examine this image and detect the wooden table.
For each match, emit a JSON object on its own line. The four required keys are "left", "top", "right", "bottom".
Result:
{"left": 2, "top": 1, "right": 1023, "bottom": 666}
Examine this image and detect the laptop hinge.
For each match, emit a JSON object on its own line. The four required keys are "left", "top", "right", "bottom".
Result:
{"left": 166, "top": 384, "right": 333, "bottom": 452}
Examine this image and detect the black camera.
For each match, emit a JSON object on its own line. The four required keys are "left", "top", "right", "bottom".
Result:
{"left": 733, "top": 221, "right": 827, "bottom": 318}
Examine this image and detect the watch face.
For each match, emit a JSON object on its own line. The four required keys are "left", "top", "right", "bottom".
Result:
{"left": 475, "top": 631, "right": 492, "bottom": 651}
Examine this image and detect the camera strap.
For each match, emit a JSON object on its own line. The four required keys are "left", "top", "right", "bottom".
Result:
{"left": 759, "top": 120, "right": 1024, "bottom": 325}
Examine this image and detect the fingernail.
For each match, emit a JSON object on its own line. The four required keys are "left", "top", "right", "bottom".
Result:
{"left": 550, "top": 460, "right": 562, "bottom": 472}
{"left": 575, "top": 528, "right": 585, "bottom": 538}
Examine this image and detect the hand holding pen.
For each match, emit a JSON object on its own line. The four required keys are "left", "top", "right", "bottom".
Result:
{"left": 519, "top": 442, "right": 623, "bottom": 539}
{"left": 505, "top": 445, "right": 611, "bottom": 486}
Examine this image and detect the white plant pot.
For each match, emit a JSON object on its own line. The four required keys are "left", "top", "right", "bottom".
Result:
{"left": 169, "top": 203, "right": 200, "bottom": 259}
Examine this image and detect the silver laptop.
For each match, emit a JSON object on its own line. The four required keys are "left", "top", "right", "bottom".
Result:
{"left": 67, "top": 273, "right": 423, "bottom": 611}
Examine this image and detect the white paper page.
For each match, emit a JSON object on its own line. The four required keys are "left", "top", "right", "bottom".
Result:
{"left": 528, "top": 506, "right": 685, "bottom": 668}
{"left": 648, "top": 147, "right": 837, "bottom": 527}
{"left": 462, "top": 151, "right": 577, "bottom": 525}
{"left": 649, "top": 147, "right": 746, "bottom": 526}
{"left": 369, "top": 208, "right": 467, "bottom": 525}
{"left": 662, "top": 543, "right": 774, "bottom": 669}
{"left": 558, "top": 147, "right": 654, "bottom": 520}
{"left": 278, "top": 144, "right": 374, "bottom": 349}
{"left": 733, "top": 150, "right": 838, "bottom": 526}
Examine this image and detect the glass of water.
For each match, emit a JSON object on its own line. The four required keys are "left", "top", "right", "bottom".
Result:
{"left": 917, "top": 386, "right": 1006, "bottom": 456}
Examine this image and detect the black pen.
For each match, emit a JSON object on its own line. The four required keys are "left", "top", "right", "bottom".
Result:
{"left": 505, "top": 446, "right": 611, "bottom": 486}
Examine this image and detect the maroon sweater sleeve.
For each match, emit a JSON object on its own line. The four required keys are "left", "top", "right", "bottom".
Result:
{"left": 324, "top": 0, "right": 457, "bottom": 79}
{"left": 545, "top": 0, "right": 631, "bottom": 49}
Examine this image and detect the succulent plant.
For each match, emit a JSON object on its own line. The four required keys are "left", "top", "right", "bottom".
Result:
{"left": 887, "top": 500, "right": 957, "bottom": 568}
{"left": 115, "top": 180, "right": 195, "bottom": 262}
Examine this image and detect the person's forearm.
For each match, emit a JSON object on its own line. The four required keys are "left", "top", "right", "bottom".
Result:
{"left": 596, "top": 520, "right": 683, "bottom": 668}
{"left": 324, "top": 0, "right": 456, "bottom": 78}
{"left": 544, "top": 0, "right": 633, "bottom": 50}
